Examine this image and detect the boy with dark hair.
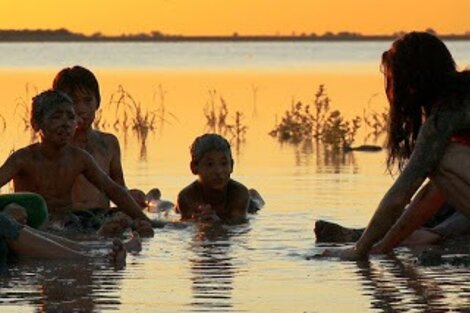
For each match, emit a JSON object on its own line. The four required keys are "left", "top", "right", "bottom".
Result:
{"left": 0, "top": 90, "right": 153, "bottom": 236}
{"left": 52, "top": 66, "right": 146, "bottom": 211}
{"left": 176, "top": 133, "right": 263, "bottom": 224}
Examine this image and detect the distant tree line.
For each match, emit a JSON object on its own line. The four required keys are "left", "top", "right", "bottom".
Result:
{"left": 1, "top": 28, "right": 470, "bottom": 42}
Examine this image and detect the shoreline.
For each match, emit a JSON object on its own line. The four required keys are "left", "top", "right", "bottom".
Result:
{"left": 1, "top": 29, "right": 470, "bottom": 43}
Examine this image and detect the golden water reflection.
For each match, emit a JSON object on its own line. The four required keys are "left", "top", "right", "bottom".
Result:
{"left": 0, "top": 68, "right": 429, "bottom": 313}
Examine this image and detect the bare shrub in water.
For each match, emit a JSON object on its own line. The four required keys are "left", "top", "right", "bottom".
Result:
{"left": 108, "top": 85, "right": 158, "bottom": 160}
{"left": 312, "top": 84, "right": 330, "bottom": 140}
{"left": 322, "top": 110, "right": 361, "bottom": 151}
{"left": 14, "top": 83, "right": 38, "bottom": 142}
{"left": 268, "top": 100, "right": 314, "bottom": 144}
{"left": 108, "top": 85, "right": 157, "bottom": 137}
{"left": 363, "top": 106, "right": 388, "bottom": 140}
{"left": 269, "top": 84, "right": 361, "bottom": 150}
{"left": 153, "top": 84, "right": 178, "bottom": 128}
{"left": 0, "top": 114, "right": 6, "bottom": 133}
{"left": 203, "top": 90, "right": 248, "bottom": 144}
{"left": 92, "top": 109, "right": 108, "bottom": 130}
{"left": 14, "top": 83, "right": 37, "bottom": 131}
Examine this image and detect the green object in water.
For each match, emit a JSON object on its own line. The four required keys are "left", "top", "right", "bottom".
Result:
{"left": 0, "top": 193, "right": 48, "bottom": 229}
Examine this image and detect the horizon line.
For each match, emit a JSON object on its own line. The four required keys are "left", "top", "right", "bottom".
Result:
{"left": 1, "top": 27, "right": 470, "bottom": 38}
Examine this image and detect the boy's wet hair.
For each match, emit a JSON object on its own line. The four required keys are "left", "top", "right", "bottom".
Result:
{"left": 190, "top": 133, "right": 232, "bottom": 165}
{"left": 52, "top": 65, "right": 101, "bottom": 108}
{"left": 31, "top": 89, "right": 73, "bottom": 131}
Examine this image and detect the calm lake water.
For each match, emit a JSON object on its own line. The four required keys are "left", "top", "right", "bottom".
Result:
{"left": 1, "top": 41, "right": 470, "bottom": 312}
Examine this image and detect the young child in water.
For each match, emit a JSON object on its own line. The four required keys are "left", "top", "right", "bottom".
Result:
{"left": 176, "top": 133, "right": 262, "bottom": 224}
{"left": 0, "top": 202, "right": 139, "bottom": 266}
{"left": 0, "top": 89, "right": 153, "bottom": 236}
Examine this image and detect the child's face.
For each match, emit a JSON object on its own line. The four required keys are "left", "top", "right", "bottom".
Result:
{"left": 72, "top": 89, "right": 98, "bottom": 130}
{"left": 195, "top": 150, "right": 233, "bottom": 190}
{"left": 39, "top": 102, "right": 77, "bottom": 146}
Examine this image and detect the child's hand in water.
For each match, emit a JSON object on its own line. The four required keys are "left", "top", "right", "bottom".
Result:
{"left": 194, "top": 204, "right": 220, "bottom": 222}
{"left": 133, "top": 219, "right": 154, "bottom": 238}
{"left": 129, "top": 189, "right": 147, "bottom": 209}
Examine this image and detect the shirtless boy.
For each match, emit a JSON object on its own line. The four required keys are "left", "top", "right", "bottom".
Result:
{"left": 176, "top": 133, "right": 251, "bottom": 224}
{"left": 52, "top": 66, "right": 146, "bottom": 210}
{"left": 0, "top": 90, "right": 153, "bottom": 235}
{"left": 0, "top": 203, "right": 134, "bottom": 266}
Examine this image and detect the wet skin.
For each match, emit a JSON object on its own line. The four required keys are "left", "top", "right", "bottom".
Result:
{"left": 0, "top": 101, "right": 150, "bottom": 223}
{"left": 69, "top": 89, "right": 142, "bottom": 210}
{"left": 177, "top": 150, "right": 249, "bottom": 224}
{"left": 324, "top": 94, "right": 470, "bottom": 260}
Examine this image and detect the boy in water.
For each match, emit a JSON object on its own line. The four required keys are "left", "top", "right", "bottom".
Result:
{"left": 176, "top": 133, "right": 259, "bottom": 224}
{"left": 0, "top": 202, "right": 134, "bottom": 266}
{"left": 52, "top": 66, "right": 147, "bottom": 211}
{"left": 0, "top": 90, "right": 153, "bottom": 236}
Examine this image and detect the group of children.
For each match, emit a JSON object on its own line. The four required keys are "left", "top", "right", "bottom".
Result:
{"left": 0, "top": 66, "right": 263, "bottom": 266}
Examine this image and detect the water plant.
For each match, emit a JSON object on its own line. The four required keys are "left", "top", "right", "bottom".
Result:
{"left": 203, "top": 89, "right": 248, "bottom": 145}
{"left": 0, "top": 114, "right": 6, "bottom": 133}
{"left": 269, "top": 84, "right": 361, "bottom": 150}
{"left": 14, "top": 83, "right": 39, "bottom": 142}
{"left": 312, "top": 84, "right": 331, "bottom": 140}
{"left": 108, "top": 85, "right": 157, "bottom": 137}
{"left": 203, "top": 89, "right": 218, "bottom": 133}
{"left": 153, "top": 83, "right": 178, "bottom": 128}
{"left": 92, "top": 108, "right": 108, "bottom": 130}
{"left": 14, "top": 83, "right": 37, "bottom": 131}
{"left": 363, "top": 106, "right": 388, "bottom": 140}
{"left": 268, "top": 100, "right": 314, "bottom": 144}
{"left": 322, "top": 110, "right": 361, "bottom": 151}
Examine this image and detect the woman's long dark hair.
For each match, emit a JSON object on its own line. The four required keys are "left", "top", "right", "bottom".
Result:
{"left": 382, "top": 32, "right": 467, "bottom": 172}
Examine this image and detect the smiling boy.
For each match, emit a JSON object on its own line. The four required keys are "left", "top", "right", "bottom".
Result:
{"left": 52, "top": 66, "right": 147, "bottom": 210}
{"left": 0, "top": 90, "right": 152, "bottom": 231}
{"left": 176, "top": 133, "right": 250, "bottom": 224}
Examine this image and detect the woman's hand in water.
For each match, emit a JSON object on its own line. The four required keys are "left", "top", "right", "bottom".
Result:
{"left": 321, "top": 245, "right": 366, "bottom": 261}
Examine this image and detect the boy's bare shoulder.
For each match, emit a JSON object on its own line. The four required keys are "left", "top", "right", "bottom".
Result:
{"left": 67, "top": 145, "right": 95, "bottom": 161}
{"left": 93, "top": 130, "right": 120, "bottom": 148}
{"left": 228, "top": 179, "right": 249, "bottom": 196}
{"left": 176, "top": 181, "right": 199, "bottom": 216}
{"left": 9, "top": 144, "right": 40, "bottom": 160}
{"left": 177, "top": 181, "right": 199, "bottom": 201}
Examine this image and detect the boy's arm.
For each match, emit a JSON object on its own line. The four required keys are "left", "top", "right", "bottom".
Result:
{"left": 176, "top": 189, "right": 195, "bottom": 220}
{"left": 0, "top": 151, "right": 24, "bottom": 188}
{"left": 225, "top": 183, "right": 249, "bottom": 224}
{"left": 106, "top": 134, "right": 126, "bottom": 187}
{"left": 79, "top": 150, "right": 149, "bottom": 221}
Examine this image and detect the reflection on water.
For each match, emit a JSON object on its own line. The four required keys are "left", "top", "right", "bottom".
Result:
{"left": 353, "top": 252, "right": 470, "bottom": 311}
{"left": 2, "top": 50, "right": 470, "bottom": 310}
{"left": 188, "top": 224, "right": 247, "bottom": 311}
{"left": 0, "top": 259, "right": 124, "bottom": 312}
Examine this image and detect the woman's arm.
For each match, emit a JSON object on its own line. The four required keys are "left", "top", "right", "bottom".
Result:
{"left": 371, "top": 182, "right": 445, "bottom": 253}
{"left": 323, "top": 113, "right": 456, "bottom": 260}
{"left": 355, "top": 114, "right": 454, "bottom": 256}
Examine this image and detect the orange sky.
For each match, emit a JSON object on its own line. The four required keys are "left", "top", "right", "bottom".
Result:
{"left": 1, "top": 0, "right": 469, "bottom": 36}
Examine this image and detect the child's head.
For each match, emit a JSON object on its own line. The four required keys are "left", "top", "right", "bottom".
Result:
{"left": 190, "top": 134, "right": 233, "bottom": 189}
{"left": 52, "top": 66, "right": 100, "bottom": 130}
{"left": 31, "top": 89, "right": 74, "bottom": 130}
{"left": 3, "top": 203, "right": 28, "bottom": 225}
{"left": 53, "top": 66, "right": 101, "bottom": 106}
{"left": 382, "top": 32, "right": 458, "bottom": 171}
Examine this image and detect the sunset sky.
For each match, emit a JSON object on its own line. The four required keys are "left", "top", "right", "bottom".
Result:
{"left": 1, "top": 0, "right": 469, "bottom": 36}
